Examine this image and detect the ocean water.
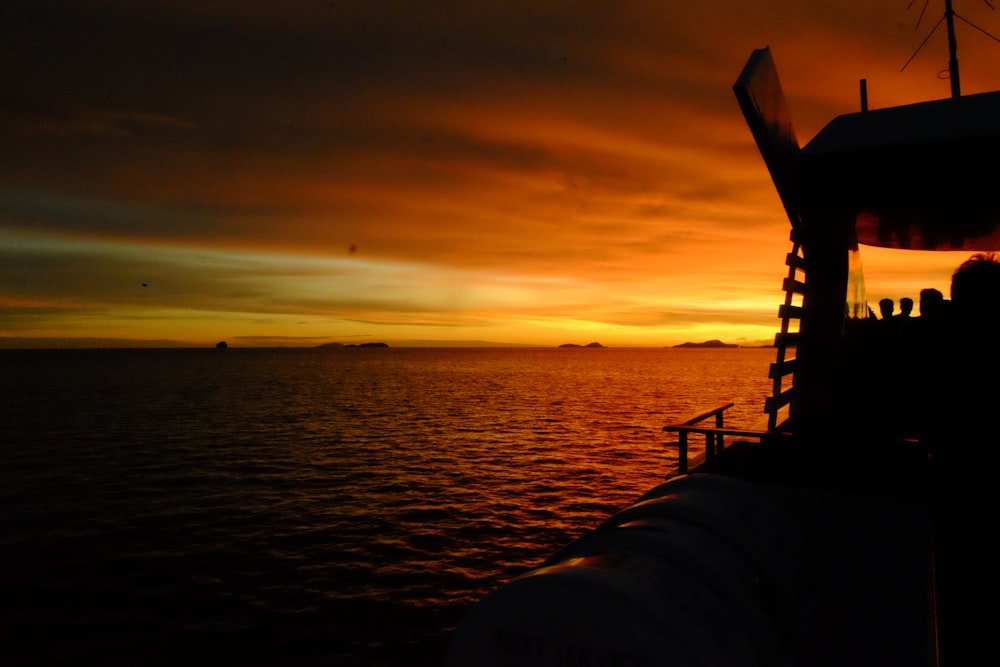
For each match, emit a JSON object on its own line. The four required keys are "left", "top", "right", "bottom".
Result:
{"left": 1, "top": 346, "right": 774, "bottom": 666}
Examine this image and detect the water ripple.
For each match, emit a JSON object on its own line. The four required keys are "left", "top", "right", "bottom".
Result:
{"left": 1, "top": 347, "right": 772, "bottom": 666}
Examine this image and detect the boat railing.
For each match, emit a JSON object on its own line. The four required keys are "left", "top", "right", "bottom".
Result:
{"left": 662, "top": 402, "right": 770, "bottom": 474}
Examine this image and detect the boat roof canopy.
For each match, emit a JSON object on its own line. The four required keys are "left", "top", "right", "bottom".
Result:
{"left": 804, "top": 91, "right": 1000, "bottom": 154}
{"left": 736, "top": 47, "right": 1000, "bottom": 251}
{"left": 802, "top": 91, "right": 1000, "bottom": 251}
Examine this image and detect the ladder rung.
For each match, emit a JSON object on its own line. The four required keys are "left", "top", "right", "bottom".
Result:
{"left": 782, "top": 277, "right": 807, "bottom": 295}
{"left": 765, "top": 386, "right": 796, "bottom": 413}
{"left": 785, "top": 252, "right": 807, "bottom": 271}
{"left": 774, "top": 331, "right": 800, "bottom": 347}
{"left": 778, "top": 303, "right": 804, "bottom": 320}
{"left": 768, "top": 358, "right": 797, "bottom": 379}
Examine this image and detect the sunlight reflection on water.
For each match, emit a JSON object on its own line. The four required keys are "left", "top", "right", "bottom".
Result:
{"left": 2, "top": 346, "right": 773, "bottom": 666}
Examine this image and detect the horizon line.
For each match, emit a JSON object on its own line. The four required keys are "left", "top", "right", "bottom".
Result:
{"left": 0, "top": 336, "right": 777, "bottom": 351}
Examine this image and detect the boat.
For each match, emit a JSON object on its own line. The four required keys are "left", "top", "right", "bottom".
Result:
{"left": 446, "top": 9, "right": 1000, "bottom": 666}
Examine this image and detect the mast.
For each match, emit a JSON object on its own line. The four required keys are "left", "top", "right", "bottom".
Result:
{"left": 946, "top": 0, "right": 962, "bottom": 97}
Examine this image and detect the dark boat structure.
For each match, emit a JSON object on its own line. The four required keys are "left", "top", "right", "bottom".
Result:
{"left": 447, "top": 17, "right": 1000, "bottom": 667}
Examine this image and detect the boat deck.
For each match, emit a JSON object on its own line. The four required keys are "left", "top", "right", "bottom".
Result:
{"left": 768, "top": 479, "right": 934, "bottom": 667}
{"left": 701, "top": 436, "right": 999, "bottom": 667}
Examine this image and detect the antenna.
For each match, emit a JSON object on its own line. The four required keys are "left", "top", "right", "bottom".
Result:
{"left": 902, "top": 0, "right": 1000, "bottom": 97}
{"left": 945, "top": 0, "right": 961, "bottom": 96}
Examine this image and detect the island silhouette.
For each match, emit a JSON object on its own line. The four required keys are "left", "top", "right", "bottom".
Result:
{"left": 673, "top": 339, "right": 739, "bottom": 348}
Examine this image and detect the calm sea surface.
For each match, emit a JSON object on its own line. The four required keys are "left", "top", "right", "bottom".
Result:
{"left": 1, "top": 346, "right": 773, "bottom": 666}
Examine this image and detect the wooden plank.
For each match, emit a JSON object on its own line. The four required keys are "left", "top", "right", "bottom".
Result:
{"left": 769, "top": 358, "right": 797, "bottom": 378}
{"left": 765, "top": 386, "right": 796, "bottom": 412}
{"left": 774, "top": 331, "right": 800, "bottom": 347}
{"left": 778, "top": 303, "right": 804, "bottom": 319}
{"left": 782, "top": 276, "right": 807, "bottom": 294}
{"left": 785, "top": 252, "right": 807, "bottom": 271}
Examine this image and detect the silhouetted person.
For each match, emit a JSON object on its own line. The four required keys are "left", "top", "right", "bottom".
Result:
{"left": 896, "top": 297, "right": 913, "bottom": 319}
{"left": 938, "top": 252, "right": 1000, "bottom": 444}
{"left": 932, "top": 254, "right": 1000, "bottom": 410}
{"left": 878, "top": 297, "right": 894, "bottom": 320}
{"left": 915, "top": 288, "right": 951, "bottom": 355}
{"left": 919, "top": 288, "right": 945, "bottom": 318}
{"left": 931, "top": 253, "right": 1000, "bottom": 663}
{"left": 892, "top": 296, "right": 917, "bottom": 344}
{"left": 859, "top": 297, "right": 910, "bottom": 435}
{"left": 922, "top": 256, "right": 1000, "bottom": 419}
{"left": 950, "top": 252, "right": 1000, "bottom": 334}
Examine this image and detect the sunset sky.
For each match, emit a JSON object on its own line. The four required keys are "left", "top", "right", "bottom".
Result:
{"left": 3, "top": 1, "right": 999, "bottom": 348}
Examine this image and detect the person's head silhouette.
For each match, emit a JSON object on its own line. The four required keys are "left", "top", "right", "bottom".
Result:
{"left": 951, "top": 252, "right": 1000, "bottom": 328}
{"left": 919, "top": 288, "right": 945, "bottom": 317}
{"left": 898, "top": 297, "right": 913, "bottom": 317}
{"left": 878, "top": 298, "right": 894, "bottom": 320}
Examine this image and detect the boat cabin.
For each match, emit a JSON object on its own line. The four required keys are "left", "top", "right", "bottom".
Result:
{"left": 732, "top": 46, "right": 1000, "bottom": 666}
{"left": 736, "top": 47, "right": 1000, "bottom": 442}
{"left": 447, "top": 45, "right": 1000, "bottom": 667}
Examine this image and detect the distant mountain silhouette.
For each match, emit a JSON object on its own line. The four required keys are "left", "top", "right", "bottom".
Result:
{"left": 558, "top": 342, "right": 605, "bottom": 348}
{"left": 673, "top": 339, "right": 739, "bottom": 348}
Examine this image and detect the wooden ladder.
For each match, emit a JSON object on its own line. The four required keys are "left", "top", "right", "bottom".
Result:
{"left": 766, "top": 229, "right": 805, "bottom": 431}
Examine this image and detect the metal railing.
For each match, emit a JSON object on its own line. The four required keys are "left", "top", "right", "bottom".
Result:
{"left": 662, "top": 402, "right": 769, "bottom": 474}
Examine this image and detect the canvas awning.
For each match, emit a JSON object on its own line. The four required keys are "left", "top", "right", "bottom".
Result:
{"left": 735, "top": 47, "right": 1000, "bottom": 252}
{"left": 800, "top": 90, "right": 1000, "bottom": 250}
